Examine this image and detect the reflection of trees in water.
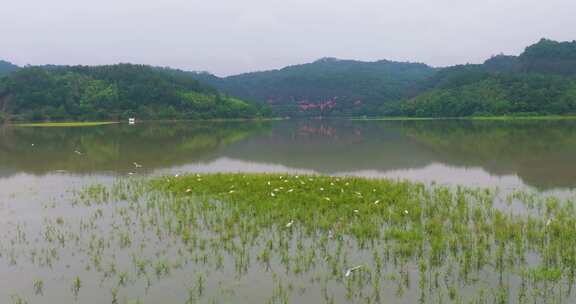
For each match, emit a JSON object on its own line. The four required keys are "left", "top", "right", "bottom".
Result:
{"left": 401, "top": 120, "right": 576, "bottom": 189}
{"left": 268, "top": 120, "right": 365, "bottom": 145}
{"left": 297, "top": 121, "right": 365, "bottom": 140}
{"left": 224, "top": 120, "right": 435, "bottom": 173}
{"left": 0, "top": 122, "right": 271, "bottom": 175}
{"left": 223, "top": 119, "right": 576, "bottom": 190}
{"left": 2, "top": 119, "right": 576, "bottom": 189}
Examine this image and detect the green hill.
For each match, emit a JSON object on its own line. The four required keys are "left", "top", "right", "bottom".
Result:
{"left": 3, "top": 38, "right": 575, "bottom": 120}
{"left": 388, "top": 39, "right": 576, "bottom": 117}
{"left": 0, "top": 60, "right": 19, "bottom": 76}
{"left": 193, "top": 58, "right": 436, "bottom": 117}
{"left": 194, "top": 39, "right": 576, "bottom": 118}
{"left": 520, "top": 39, "right": 576, "bottom": 76}
{"left": 0, "top": 64, "right": 269, "bottom": 122}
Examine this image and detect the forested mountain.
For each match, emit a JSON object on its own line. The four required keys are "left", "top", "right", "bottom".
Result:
{"left": 520, "top": 39, "right": 576, "bottom": 76}
{"left": 0, "top": 60, "right": 19, "bottom": 76}
{"left": 194, "top": 39, "right": 576, "bottom": 118}
{"left": 386, "top": 39, "right": 576, "bottom": 117}
{"left": 2, "top": 38, "right": 575, "bottom": 121}
{"left": 0, "top": 64, "right": 269, "bottom": 122}
{"left": 193, "top": 58, "right": 436, "bottom": 116}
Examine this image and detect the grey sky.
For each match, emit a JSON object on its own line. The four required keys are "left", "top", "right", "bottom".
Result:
{"left": 1, "top": 0, "right": 575, "bottom": 76}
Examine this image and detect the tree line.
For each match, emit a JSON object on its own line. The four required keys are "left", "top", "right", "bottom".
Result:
{"left": 0, "top": 64, "right": 271, "bottom": 122}
{"left": 384, "top": 39, "right": 576, "bottom": 117}
{"left": 1, "top": 38, "right": 576, "bottom": 120}
{"left": 194, "top": 39, "right": 576, "bottom": 118}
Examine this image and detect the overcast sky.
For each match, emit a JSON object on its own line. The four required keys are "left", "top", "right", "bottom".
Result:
{"left": 1, "top": 0, "right": 575, "bottom": 76}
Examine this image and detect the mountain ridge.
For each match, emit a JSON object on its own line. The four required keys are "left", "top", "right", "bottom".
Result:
{"left": 0, "top": 60, "right": 19, "bottom": 76}
{"left": 192, "top": 38, "right": 576, "bottom": 117}
{"left": 2, "top": 38, "right": 576, "bottom": 119}
{"left": 192, "top": 58, "right": 437, "bottom": 116}
{"left": 0, "top": 64, "right": 269, "bottom": 122}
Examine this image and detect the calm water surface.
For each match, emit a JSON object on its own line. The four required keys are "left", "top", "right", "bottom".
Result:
{"left": 2, "top": 119, "right": 576, "bottom": 190}
{"left": 1, "top": 119, "right": 576, "bottom": 303}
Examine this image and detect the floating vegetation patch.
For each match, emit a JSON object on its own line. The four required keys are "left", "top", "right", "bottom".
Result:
{"left": 12, "top": 121, "right": 119, "bottom": 128}
{"left": 2, "top": 173, "right": 576, "bottom": 303}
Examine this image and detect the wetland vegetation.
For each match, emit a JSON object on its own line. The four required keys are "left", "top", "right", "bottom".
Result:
{"left": 1, "top": 120, "right": 576, "bottom": 303}
{"left": 13, "top": 121, "right": 119, "bottom": 127}
{"left": 3, "top": 173, "right": 576, "bottom": 303}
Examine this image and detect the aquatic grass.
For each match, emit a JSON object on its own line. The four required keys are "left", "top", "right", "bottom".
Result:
{"left": 152, "top": 174, "right": 423, "bottom": 241}
{"left": 9, "top": 295, "right": 27, "bottom": 304}
{"left": 4, "top": 173, "right": 576, "bottom": 303}
{"left": 12, "top": 121, "right": 119, "bottom": 128}
{"left": 149, "top": 173, "right": 576, "bottom": 301}
{"left": 71, "top": 276, "right": 81, "bottom": 297}
{"left": 33, "top": 279, "right": 44, "bottom": 295}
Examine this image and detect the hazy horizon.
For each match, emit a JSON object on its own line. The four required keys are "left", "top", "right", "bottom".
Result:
{"left": 2, "top": 0, "right": 575, "bottom": 76}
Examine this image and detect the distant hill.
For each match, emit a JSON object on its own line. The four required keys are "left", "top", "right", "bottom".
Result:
{"left": 193, "top": 39, "right": 576, "bottom": 118}
{"left": 0, "top": 64, "right": 269, "bottom": 122}
{"left": 193, "top": 58, "right": 436, "bottom": 116}
{"left": 0, "top": 60, "right": 19, "bottom": 76}
{"left": 3, "top": 38, "right": 575, "bottom": 120}
{"left": 519, "top": 39, "right": 576, "bottom": 76}
{"left": 388, "top": 39, "right": 576, "bottom": 117}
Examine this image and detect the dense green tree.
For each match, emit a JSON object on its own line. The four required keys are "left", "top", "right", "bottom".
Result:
{"left": 0, "top": 60, "right": 19, "bottom": 76}
{"left": 0, "top": 64, "right": 269, "bottom": 121}
{"left": 2, "top": 38, "right": 576, "bottom": 119}
{"left": 390, "top": 39, "right": 576, "bottom": 117}
{"left": 393, "top": 74, "right": 576, "bottom": 117}
{"left": 520, "top": 39, "right": 576, "bottom": 76}
{"left": 192, "top": 58, "right": 437, "bottom": 117}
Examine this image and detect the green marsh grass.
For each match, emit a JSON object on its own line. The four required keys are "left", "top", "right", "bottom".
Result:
{"left": 12, "top": 121, "right": 119, "bottom": 128}
{"left": 3, "top": 173, "right": 576, "bottom": 303}
{"left": 151, "top": 173, "right": 576, "bottom": 302}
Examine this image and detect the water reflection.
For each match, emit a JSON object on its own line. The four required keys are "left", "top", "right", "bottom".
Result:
{"left": 401, "top": 119, "right": 576, "bottom": 189}
{"left": 1, "top": 119, "right": 576, "bottom": 190}
{"left": 221, "top": 120, "right": 576, "bottom": 190}
{"left": 0, "top": 121, "right": 270, "bottom": 175}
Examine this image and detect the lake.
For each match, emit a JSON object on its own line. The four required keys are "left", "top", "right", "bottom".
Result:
{"left": 3, "top": 119, "right": 576, "bottom": 189}
{"left": 1, "top": 119, "right": 576, "bottom": 303}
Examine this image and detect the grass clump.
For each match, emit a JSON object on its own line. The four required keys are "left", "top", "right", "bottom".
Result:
{"left": 12, "top": 121, "right": 118, "bottom": 128}
{"left": 149, "top": 173, "right": 576, "bottom": 302}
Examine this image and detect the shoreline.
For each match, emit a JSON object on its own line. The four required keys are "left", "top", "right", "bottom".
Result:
{"left": 11, "top": 121, "right": 120, "bottom": 127}
{"left": 7, "top": 117, "right": 286, "bottom": 127}
{"left": 350, "top": 115, "right": 576, "bottom": 121}
{"left": 7, "top": 115, "right": 576, "bottom": 127}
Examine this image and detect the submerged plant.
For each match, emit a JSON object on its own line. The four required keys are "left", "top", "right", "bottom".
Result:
{"left": 33, "top": 279, "right": 43, "bottom": 295}
{"left": 71, "top": 276, "right": 81, "bottom": 297}
{"left": 9, "top": 295, "right": 27, "bottom": 304}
